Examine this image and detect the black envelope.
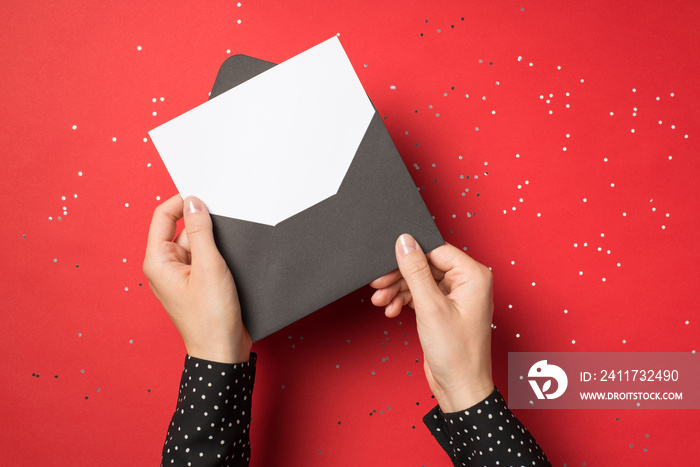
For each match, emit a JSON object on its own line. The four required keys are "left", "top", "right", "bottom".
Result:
{"left": 199, "top": 54, "right": 443, "bottom": 342}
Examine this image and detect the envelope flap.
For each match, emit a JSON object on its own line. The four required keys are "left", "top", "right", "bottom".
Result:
{"left": 210, "top": 55, "right": 276, "bottom": 99}
{"left": 338, "top": 112, "right": 442, "bottom": 241}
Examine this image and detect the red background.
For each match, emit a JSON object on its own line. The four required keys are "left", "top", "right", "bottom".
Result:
{"left": 2, "top": 0, "right": 698, "bottom": 465}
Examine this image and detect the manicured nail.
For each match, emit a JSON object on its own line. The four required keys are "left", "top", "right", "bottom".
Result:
{"left": 185, "top": 197, "right": 202, "bottom": 215}
{"left": 398, "top": 234, "right": 417, "bottom": 256}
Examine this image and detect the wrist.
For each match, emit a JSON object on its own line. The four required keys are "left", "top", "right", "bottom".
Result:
{"left": 435, "top": 378, "right": 495, "bottom": 413}
{"left": 186, "top": 335, "right": 252, "bottom": 364}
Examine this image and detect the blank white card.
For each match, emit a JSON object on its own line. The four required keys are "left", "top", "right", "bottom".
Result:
{"left": 149, "top": 37, "right": 375, "bottom": 226}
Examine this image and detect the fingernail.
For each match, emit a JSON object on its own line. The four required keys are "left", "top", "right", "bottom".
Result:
{"left": 185, "top": 197, "right": 202, "bottom": 215}
{"left": 398, "top": 234, "right": 417, "bottom": 256}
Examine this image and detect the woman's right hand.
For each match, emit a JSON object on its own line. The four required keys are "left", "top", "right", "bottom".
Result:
{"left": 370, "top": 235, "right": 495, "bottom": 413}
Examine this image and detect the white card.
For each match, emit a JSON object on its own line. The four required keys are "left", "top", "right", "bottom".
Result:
{"left": 149, "top": 36, "right": 375, "bottom": 226}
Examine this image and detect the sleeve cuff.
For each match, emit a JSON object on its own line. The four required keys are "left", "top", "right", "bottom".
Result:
{"left": 422, "top": 386, "right": 502, "bottom": 461}
{"left": 161, "top": 353, "right": 257, "bottom": 466}
{"left": 423, "top": 386, "right": 551, "bottom": 466}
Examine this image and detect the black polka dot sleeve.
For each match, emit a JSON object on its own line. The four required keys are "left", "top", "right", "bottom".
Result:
{"left": 423, "top": 386, "right": 551, "bottom": 467}
{"left": 161, "top": 353, "right": 257, "bottom": 467}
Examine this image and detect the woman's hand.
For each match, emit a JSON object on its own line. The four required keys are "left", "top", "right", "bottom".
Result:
{"left": 143, "top": 194, "right": 251, "bottom": 364}
{"left": 370, "top": 235, "right": 494, "bottom": 412}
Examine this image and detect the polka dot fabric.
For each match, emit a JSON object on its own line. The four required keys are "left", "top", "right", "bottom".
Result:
{"left": 423, "top": 387, "right": 551, "bottom": 467}
{"left": 164, "top": 355, "right": 548, "bottom": 466}
{"left": 162, "top": 354, "right": 256, "bottom": 466}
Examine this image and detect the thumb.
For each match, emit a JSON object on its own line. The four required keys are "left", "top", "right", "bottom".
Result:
{"left": 395, "top": 234, "right": 442, "bottom": 309}
{"left": 183, "top": 196, "right": 221, "bottom": 269}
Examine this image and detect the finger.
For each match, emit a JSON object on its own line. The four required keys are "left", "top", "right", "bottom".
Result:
{"left": 144, "top": 195, "right": 184, "bottom": 279}
{"left": 438, "top": 279, "right": 449, "bottom": 296}
{"left": 428, "top": 243, "right": 493, "bottom": 300}
{"left": 170, "top": 229, "right": 192, "bottom": 266}
{"left": 146, "top": 194, "right": 184, "bottom": 253}
{"left": 371, "top": 278, "right": 408, "bottom": 307}
{"left": 369, "top": 269, "right": 402, "bottom": 289}
{"left": 182, "top": 196, "right": 224, "bottom": 272}
{"left": 174, "top": 227, "right": 190, "bottom": 252}
{"left": 385, "top": 291, "right": 413, "bottom": 318}
{"left": 370, "top": 263, "right": 443, "bottom": 290}
{"left": 429, "top": 263, "right": 445, "bottom": 282}
{"left": 395, "top": 234, "right": 444, "bottom": 309}
{"left": 427, "top": 242, "right": 485, "bottom": 278}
